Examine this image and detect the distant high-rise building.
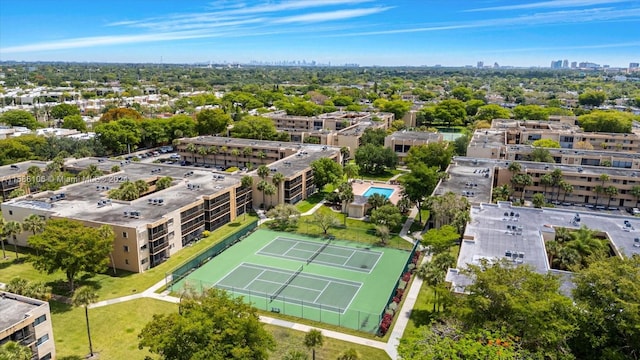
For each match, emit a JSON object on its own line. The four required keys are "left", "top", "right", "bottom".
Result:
{"left": 571, "top": 61, "right": 578, "bottom": 68}
{"left": 550, "top": 60, "right": 563, "bottom": 69}
{"left": 563, "top": 60, "right": 569, "bottom": 68}
{"left": 493, "top": 62, "right": 500, "bottom": 68}
{"left": 630, "top": 62, "right": 640, "bottom": 69}
{"left": 477, "top": 61, "right": 484, "bottom": 69}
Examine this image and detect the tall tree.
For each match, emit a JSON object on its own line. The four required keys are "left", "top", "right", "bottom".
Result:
{"left": 28, "top": 220, "right": 114, "bottom": 291}
{"left": 401, "top": 164, "right": 441, "bottom": 223}
{"left": 139, "top": 288, "right": 275, "bottom": 360}
{"left": 405, "top": 143, "right": 454, "bottom": 171}
{"left": 310, "top": 158, "right": 343, "bottom": 189}
{"left": 303, "top": 329, "right": 324, "bottom": 360}
{"left": 0, "top": 217, "right": 6, "bottom": 259}
{"left": 241, "top": 175, "right": 253, "bottom": 219}
{"left": 0, "top": 341, "right": 33, "bottom": 360}
{"left": 72, "top": 286, "right": 98, "bottom": 358}
{"left": 196, "top": 108, "right": 231, "bottom": 135}
{"left": 272, "top": 172, "right": 285, "bottom": 204}
{"left": 3, "top": 221, "right": 22, "bottom": 259}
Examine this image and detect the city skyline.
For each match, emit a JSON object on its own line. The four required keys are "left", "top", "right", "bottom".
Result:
{"left": 1, "top": 0, "right": 639, "bottom": 67}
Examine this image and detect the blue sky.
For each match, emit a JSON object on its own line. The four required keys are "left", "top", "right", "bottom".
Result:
{"left": 1, "top": 0, "right": 639, "bottom": 67}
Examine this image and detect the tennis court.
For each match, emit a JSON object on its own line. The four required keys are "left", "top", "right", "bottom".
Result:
{"left": 216, "top": 263, "right": 360, "bottom": 313}
{"left": 257, "top": 237, "right": 381, "bottom": 273}
{"left": 172, "top": 229, "right": 412, "bottom": 333}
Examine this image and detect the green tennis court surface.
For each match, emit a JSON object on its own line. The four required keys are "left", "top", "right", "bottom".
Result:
{"left": 172, "top": 229, "right": 411, "bottom": 333}
{"left": 216, "top": 263, "right": 360, "bottom": 313}
{"left": 257, "top": 237, "right": 381, "bottom": 272}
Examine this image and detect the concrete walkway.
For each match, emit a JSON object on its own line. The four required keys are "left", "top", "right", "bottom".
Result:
{"left": 88, "top": 200, "right": 426, "bottom": 359}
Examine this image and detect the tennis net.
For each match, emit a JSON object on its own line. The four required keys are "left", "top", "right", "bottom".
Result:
{"left": 307, "top": 240, "right": 331, "bottom": 265}
{"left": 269, "top": 265, "right": 303, "bottom": 302}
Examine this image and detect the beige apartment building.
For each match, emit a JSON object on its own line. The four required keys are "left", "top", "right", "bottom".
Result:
{"left": 0, "top": 161, "right": 48, "bottom": 200}
{"left": 1, "top": 141, "right": 341, "bottom": 273}
{"left": 384, "top": 130, "right": 443, "bottom": 163}
{"left": 0, "top": 292, "right": 56, "bottom": 360}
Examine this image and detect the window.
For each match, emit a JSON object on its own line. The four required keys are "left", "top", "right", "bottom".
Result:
{"left": 140, "top": 244, "right": 148, "bottom": 251}
{"left": 167, "top": 219, "right": 174, "bottom": 226}
{"left": 41, "top": 353, "right": 52, "bottom": 360}
{"left": 36, "top": 334, "right": 49, "bottom": 347}
{"left": 122, "top": 231, "right": 128, "bottom": 238}
{"left": 8, "top": 210, "right": 12, "bottom": 215}
{"left": 125, "top": 259, "right": 129, "bottom": 265}
{"left": 123, "top": 245, "right": 129, "bottom": 252}
{"left": 34, "top": 314, "right": 47, "bottom": 326}
{"left": 141, "top": 258, "right": 148, "bottom": 264}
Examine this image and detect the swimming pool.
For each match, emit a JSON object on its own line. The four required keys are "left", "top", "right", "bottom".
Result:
{"left": 362, "top": 186, "right": 394, "bottom": 199}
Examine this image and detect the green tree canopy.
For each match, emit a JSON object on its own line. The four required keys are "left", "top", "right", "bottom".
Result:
{"left": 360, "top": 128, "right": 387, "bottom": 146}
{"left": 28, "top": 219, "right": 115, "bottom": 291}
{"left": 405, "top": 142, "right": 454, "bottom": 171}
{"left": 0, "top": 110, "right": 40, "bottom": 129}
{"left": 99, "top": 107, "right": 142, "bottom": 122}
{"left": 532, "top": 138, "right": 561, "bottom": 148}
{"left": 196, "top": 108, "right": 231, "bottom": 135}
{"left": 435, "top": 99, "right": 467, "bottom": 127}
{"left": 310, "top": 158, "right": 343, "bottom": 189}
{"left": 50, "top": 103, "right": 81, "bottom": 119}
{"left": 354, "top": 144, "right": 398, "bottom": 175}
{"left": 451, "top": 86, "right": 473, "bottom": 102}
{"left": 372, "top": 98, "right": 411, "bottom": 120}
{"left": 370, "top": 204, "right": 403, "bottom": 230}
{"left": 513, "top": 105, "right": 549, "bottom": 120}
{"left": 421, "top": 225, "right": 459, "bottom": 255}
{"left": 95, "top": 118, "right": 141, "bottom": 154}
{"left": 61, "top": 114, "right": 87, "bottom": 132}
{"left": 230, "top": 115, "right": 279, "bottom": 140}
{"left": 475, "top": 104, "right": 511, "bottom": 121}
{"left": 578, "top": 110, "right": 634, "bottom": 133}
{"left": 138, "top": 288, "right": 275, "bottom": 360}
{"left": 578, "top": 90, "right": 607, "bottom": 107}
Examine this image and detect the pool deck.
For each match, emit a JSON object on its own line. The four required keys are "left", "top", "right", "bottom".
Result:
{"left": 351, "top": 180, "right": 402, "bottom": 205}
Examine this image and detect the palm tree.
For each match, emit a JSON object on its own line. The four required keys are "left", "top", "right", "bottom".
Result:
{"left": 73, "top": 286, "right": 99, "bottom": 358}
{"left": 240, "top": 175, "right": 253, "bottom": 219}
{"left": 550, "top": 168, "right": 563, "bottom": 201}
{"left": 4, "top": 221, "right": 22, "bottom": 259}
{"left": 272, "top": 172, "right": 285, "bottom": 204}
{"left": 367, "top": 193, "right": 389, "bottom": 211}
{"left": 26, "top": 165, "right": 43, "bottom": 191}
{"left": 257, "top": 165, "right": 270, "bottom": 180}
{"left": 340, "top": 146, "right": 350, "bottom": 166}
{"left": 540, "top": 174, "right": 554, "bottom": 202}
{"left": 185, "top": 143, "right": 197, "bottom": 164}
{"left": 593, "top": 185, "right": 604, "bottom": 207}
{"left": 492, "top": 184, "right": 512, "bottom": 202}
{"left": 79, "top": 164, "right": 103, "bottom": 179}
{"left": 343, "top": 163, "right": 359, "bottom": 182}
{"left": 198, "top": 146, "right": 208, "bottom": 166}
{"left": 220, "top": 146, "right": 228, "bottom": 166}
{"left": 337, "top": 348, "right": 361, "bottom": 360}
{"left": 263, "top": 183, "right": 277, "bottom": 209}
{"left": 230, "top": 148, "right": 241, "bottom": 167}
{"left": 257, "top": 150, "right": 267, "bottom": 163}
{"left": 416, "top": 261, "right": 445, "bottom": 311}
{"left": 22, "top": 214, "right": 44, "bottom": 237}
{"left": 630, "top": 185, "right": 640, "bottom": 208}
{"left": 98, "top": 225, "right": 117, "bottom": 275}
{"left": 0, "top": 341, "right": 33, "bottom": 360}
{"left": 605, "top": 186, "right": 618, "bottom": 208}
{"left": 545, "top": 240, "right": 561, "bottom": 268}
{"left": 257, "top": 180, "right": 268, "bottom": 209}
{"left": 556, "top": 246, "right": 580, "bottom": 271}
{"left": 303, "top": 329, "right": 324, "bottom": 360}
{"left": 134, "top": 179, "right": 149, "bottom": 195}
{"left": 507, "top": 161, "right": 521, "bottom": 175}
{"left": 242, "top": 146, "right": 253, "bottom": 168}
{"left": 337, "top": 182, "right": 355, "bottom": 223}
{"left": 560, "top": 181, "right": 573, "bottom": 202}
{"left": 0, "top": 217, "right": 6, "bottom": 259}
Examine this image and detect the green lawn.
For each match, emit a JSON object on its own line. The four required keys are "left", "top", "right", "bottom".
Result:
{"left": 295, "top": 206, "right": 413, "bottom": 250}
{"left": 295, "top": 192, "right": 325, "bottom": 213}
{"left": 0, "top": 215, "right": 258, "bottom": 300}
{"left": 358, "top": 169, "right": 404, "bottom": 182}
{"left": 50, "top": 298, "right": 388, "bottom": 360}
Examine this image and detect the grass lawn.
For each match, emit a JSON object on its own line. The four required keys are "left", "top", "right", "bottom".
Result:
{"left": 408, "top": 210, "right": 430, "bottom": 234}
{"left": 50, "top": 298, "right": 388, "bottom": 360}
{"left": 294, "top": 206, "right": 413, "bottom": 250}
{"left": 267, "top": 324, "right": 390, "bottom": 360}
{"left": 0, "top": 215, "right": 258, "bottom": 300}
{"left": 358, "top": 169, "right": 404, "bottom": 182}
{"left": 295, "top": 192, "right": 325, "bottom": 213}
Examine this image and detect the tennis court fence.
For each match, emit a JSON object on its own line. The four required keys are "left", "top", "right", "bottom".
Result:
{"left": 165, "top": 219, "right": 259, "bottom": 290}
{"left": 183, "top": 278, "right": 382, "bottom": 334}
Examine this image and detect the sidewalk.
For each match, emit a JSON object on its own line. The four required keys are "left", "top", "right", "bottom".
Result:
{"left": 88, "top": 199, "right": 425, "bottom": 359}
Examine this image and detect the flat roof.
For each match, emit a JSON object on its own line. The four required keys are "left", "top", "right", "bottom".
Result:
{"left": 0, "top": 161, "right": 48, "bottom": 179}
{"left": 266, "top": 144, "right": 341, "bottom": 178}
{"left": 447, "top": 202, "right": 640, "bottom": 293}
{"left": 8, "top": 159, "right": 242, "bottom": 227}
{"left": 178, "top": 136, "right": 301, "bottom": 151}
{"left": 469, "top": 129, "right": 505, "bottom": 148}
{"left": 434, "top": 157, "right": 494, "bottom": 204}
{"left": 386, "top": 130, "right": 441, "bottom": 141}
{"left": 0, "top": 292, "right": 41, "bottom": 332}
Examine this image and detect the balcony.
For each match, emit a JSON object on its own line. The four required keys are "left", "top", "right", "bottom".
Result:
{"left": 150, "top": 239, "right": 169, "bottom": 254}
{"left": 148, "top": 227, "right": 167, "bottom": 240}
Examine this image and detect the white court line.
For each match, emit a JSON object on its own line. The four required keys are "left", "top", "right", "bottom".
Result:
{"left": 255, "top": 237, "right": 298, "bottom": 255}
{"left": 253, "top": 278, "right": 323, "bottom": 296}
{"left": 340, "top": 282, "right": 363, "bottom": 313}
{"left": 342, "top": 251, "right": 356, "bottom": 266}
{"left": 215, "top": 262, "right": 258, "bottom": 288}
{"left": 313, "top": 282, "right": 331, "bottom": 303}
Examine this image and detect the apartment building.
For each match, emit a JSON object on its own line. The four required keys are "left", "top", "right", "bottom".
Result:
{"left": 0, "top": 292, "right": 55, "bottom": 360}
{"left": 445, "top": 202, "right": 640, "bottom": 294}
{"left": 384, "top": 130, "right": 443, "bottom": 163}
{"left": 0, "top": 161, "right": 48, "bottom": 200}
{"left": 505, "top": 145, "right": 640, "bottom": 169}
{"left": 1, "top": 141, "right": 341, "bottom": 273}
{"left": 1, "top": 159, "right": 251, "bottom": 273}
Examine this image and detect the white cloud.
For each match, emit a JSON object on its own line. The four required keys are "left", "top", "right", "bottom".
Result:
{"left": 466, "top": 0, "right": 633, "bottom": 12}
{"left": 273, "top": 7, "right": 391, "bottom": 24}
